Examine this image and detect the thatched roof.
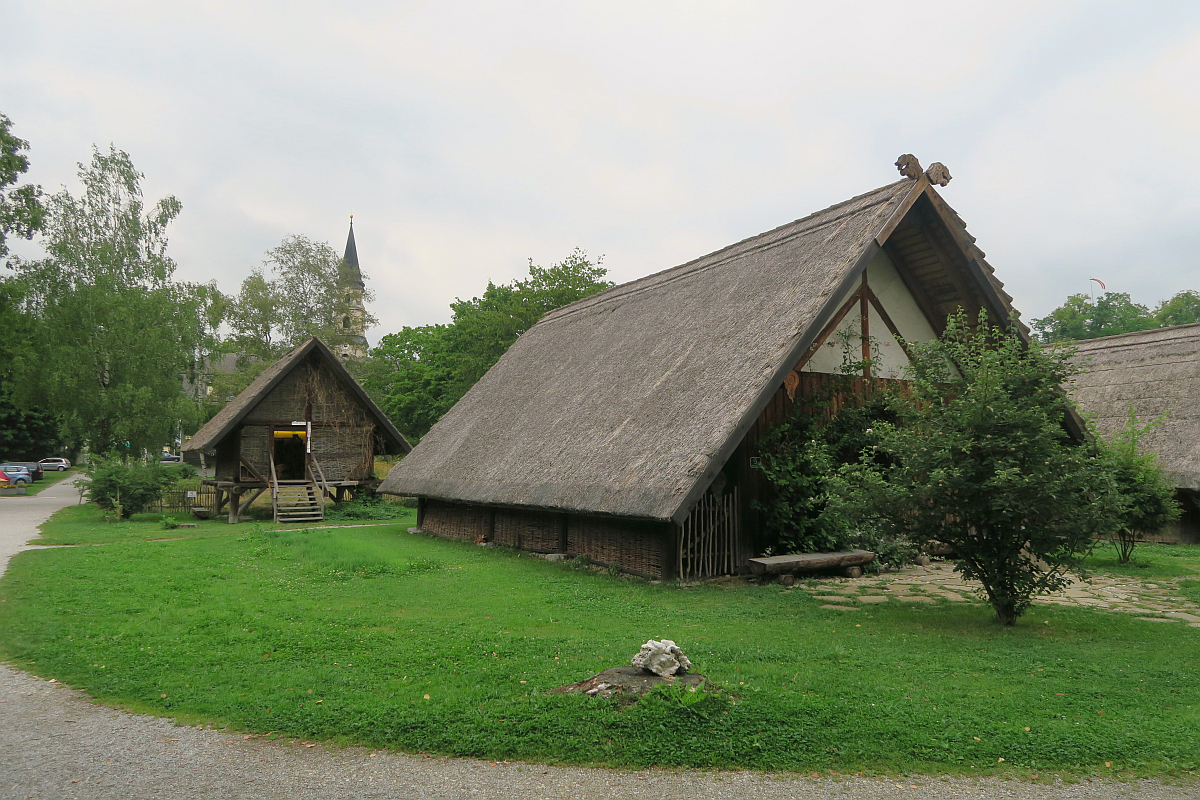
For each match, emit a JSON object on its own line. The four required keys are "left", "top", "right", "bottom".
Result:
{"left": 184, "top": 337, "right": 410, "bottom": 455}
{"left": 379, "top": 174, "right": 1022, "bottom": 522}
{"left": 1066, "top": 323, "right": 1200, "bottom": 490}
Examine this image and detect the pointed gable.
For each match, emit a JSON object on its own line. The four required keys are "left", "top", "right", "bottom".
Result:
{"left": 184, "top": 338, "right": 408, "bottom": 456}
{"left": 379, "top": 174, "right": 1024, "bottom": 521}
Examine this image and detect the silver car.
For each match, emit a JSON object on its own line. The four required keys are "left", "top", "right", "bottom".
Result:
{"left": 1, "top": 466, "right": 32, "bottom": 485}
{"left": 38, "top": 457, "right": 71, "bottom": 471}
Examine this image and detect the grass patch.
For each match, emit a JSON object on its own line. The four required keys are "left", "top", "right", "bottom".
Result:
{"left": 29, "top": 502, "right": 417, "bottom": 546}
{"left": 1083, "top": 542, "right": 1200, "bottom": 580}
{"left": 1, "top": 512, "right": 1198, "bottom": 778}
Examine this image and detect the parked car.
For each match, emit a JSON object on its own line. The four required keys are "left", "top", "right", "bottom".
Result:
{"left": 39, "top": 457, "right": 71, "bottom": 471}
{"left": 0, "top": 466, "right": 32, "bottom": 485}
{"left": 0, "top": 462, "right": 41, "bottom": 481}
{"left": 159, "top": 452, "right": 182, "bottom": 463}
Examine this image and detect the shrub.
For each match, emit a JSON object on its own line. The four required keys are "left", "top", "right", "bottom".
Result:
{"left": 1102, "top": 408, "right": 1180, "bottom": 564}
{"left": 83, "top": 458, "right": 178, "bottom": 518}
{"left": 754, "top": 392, "right": 914, "bottom": 568}
{"left": 843, "top": 311, "right": 1119, "bottom": 625}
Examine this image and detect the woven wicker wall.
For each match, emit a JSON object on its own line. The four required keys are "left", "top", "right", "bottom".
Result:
{"left": 567, "top": 514, "right": 666, "bottom": 579}
{"left": 493, "top": 508, "right": 562, "bottom": 552}
{"left": 245, "top": 367, "right": 307, "bottom": 423}
{"left": 240, "top": 426, "right": 270, "bottom": 479}
{"left": 424, "top": 499, "right": 491, "bottom": 541}
{"left": 311, "top": 426, "right": 373, "bottom": 482}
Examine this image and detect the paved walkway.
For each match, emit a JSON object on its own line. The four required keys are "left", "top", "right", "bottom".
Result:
{"left": 2, "top": 488, "right": 1197, "bottom": 798}
{"left": 799, "top": 563, "right": 1200, "bottom": 627}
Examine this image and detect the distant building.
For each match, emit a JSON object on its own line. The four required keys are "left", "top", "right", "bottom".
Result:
{"left": 1066, "top": 323, "right": 1200, "bottom": 543}
{"left": 338, "top": 216, "right": 368, "bottom": 360}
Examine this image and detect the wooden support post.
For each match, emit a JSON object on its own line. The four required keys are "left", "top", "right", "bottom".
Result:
{"left": 238, "top": 488, "right": 266, "bottom": 517}
{"left": 860, "top": 272, "right": 871, "bottom": 378}
{"left": 228, "top": 488, "right": 241, "bottom": 523}
{"left": 557, "top": 513, "right": 568, "bottom": 553}
{"left": 416, "top": 497, "right": 426, "bottom": 529}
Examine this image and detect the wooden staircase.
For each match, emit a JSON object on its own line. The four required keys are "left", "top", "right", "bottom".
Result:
{"left": 273, "top": 480, "right": 324, "bottom": 523}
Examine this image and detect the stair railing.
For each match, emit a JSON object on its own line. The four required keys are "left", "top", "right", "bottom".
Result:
{"left": 308, "top": 455, "right": 331, "bottom": 518}
{"left": 269, "top": 458, "right": 280, "bottom": 522}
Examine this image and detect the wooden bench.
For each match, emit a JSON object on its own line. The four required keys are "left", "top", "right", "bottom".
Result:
{"left": 748, "top": 550, "right": 875, "bottom": 579}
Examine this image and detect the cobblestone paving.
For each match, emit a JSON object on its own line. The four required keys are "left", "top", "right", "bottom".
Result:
{"left": 799, "top": 562, "right": 1200, "bottom": 627}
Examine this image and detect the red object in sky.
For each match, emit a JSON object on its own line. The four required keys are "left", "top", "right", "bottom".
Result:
{"left": 1090, "top": 278, "right": 1106, "bottom": 291}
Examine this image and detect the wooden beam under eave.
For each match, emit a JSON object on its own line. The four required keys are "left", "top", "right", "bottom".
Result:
{"left": 880, "top": 236, "right": 949, "bottom": 338}
{"left": 875, "top": 176, "right": 929, "bottom": 247}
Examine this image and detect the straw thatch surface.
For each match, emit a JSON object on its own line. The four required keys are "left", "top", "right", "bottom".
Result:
{"left": 1066, "top": 323, "right": 1200, "bottom": 490}
{"left": 381, "top": 180, "right": 927, "bottom": 521}
{"left": 184, "top": 337, "right": 409, "bottom": 456}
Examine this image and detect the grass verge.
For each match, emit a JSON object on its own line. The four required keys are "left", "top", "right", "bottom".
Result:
{"left": 1, "top": 508, "right": 1198, "bottom": 779}
{"left": 2, "top": 467, "right": 81, "bottom": 497}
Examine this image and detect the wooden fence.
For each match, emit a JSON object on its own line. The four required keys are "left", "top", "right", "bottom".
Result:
{"left": 151, "top": 485, "right": 217, "bottom": 515}
{"left": 676, "top": 487, "right": 739, "bottom": 581}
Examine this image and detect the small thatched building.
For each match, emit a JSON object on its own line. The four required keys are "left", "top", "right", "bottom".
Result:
{"left": 1065, "top": 323, "right": 1200, "bottom": 543}
{"left": 184, "top": 337, "right": 410, "bottom": 522}
{"left": 379, "top": 162, "right": 1031, "bottom": 579}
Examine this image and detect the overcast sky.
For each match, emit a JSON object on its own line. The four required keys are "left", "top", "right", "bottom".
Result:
{"left": 5, "top": 1, "right": 1199, "bottom": 345}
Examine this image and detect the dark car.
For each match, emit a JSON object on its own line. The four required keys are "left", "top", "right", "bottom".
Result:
{"left": 39, "top": 457, "right": 71, "bottom": 471}
{"left": 0, "top": 462, "right": 42, "bottom": 481}
{"left": 159, "top": 453, "right": 182, "bottom": 463}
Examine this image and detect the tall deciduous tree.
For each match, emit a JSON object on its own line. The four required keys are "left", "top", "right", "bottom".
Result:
{"left": 11, "top": 146, "right": 213, "bottom": 454}
{"left": 228, "top": 235, "right": 376, "bottom": 358}
{"left": 0, "top": 113, "right": 46, "bottom": 267}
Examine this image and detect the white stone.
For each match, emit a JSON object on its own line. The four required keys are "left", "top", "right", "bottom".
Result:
{"left": 631, "top": 639, "right": 692, "bottom": 677}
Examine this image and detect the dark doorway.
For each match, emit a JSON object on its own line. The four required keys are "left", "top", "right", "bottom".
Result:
{"left": 273, "top": 431, "right": 307, "bottom": 480}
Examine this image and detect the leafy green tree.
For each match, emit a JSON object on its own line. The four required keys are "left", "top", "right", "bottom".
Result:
{"left": 1154, "top": 290, "right": 1200, "bottom": 327}
{"left": 1102, "top": 409, "right": 1180, "bottom": 564}
{"left": 360, "top": 324, "right": 455, "bottom": 441}
{"left": 446, "top": 248, "right": 612, "bottom": 390}
{"left": 0, "top": 113, "right": 46, "bottom": 267}
{"left": 0, "top": 393, "right": 63, "bottom": 460}
{"left": 1033, "top": 292, "right": 1154, "bottom": 342}
{"left": 362, "top": 249, "right": 611, "bottom": 440}
{"left": 228, "top": 235, "right": 376, "bottom": 358}
{"left": 9, "top": 146, "right": 213, "bottom": 454}
{"left": 844, "top": 311, "right": 1117, "bottom": 625}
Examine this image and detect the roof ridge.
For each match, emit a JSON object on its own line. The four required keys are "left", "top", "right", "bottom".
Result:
{"left": 1070, "top": 322, "right": 1200, "bottom": 348}
{"left": 537, "top": 179, "right": 912, "bottom": 326}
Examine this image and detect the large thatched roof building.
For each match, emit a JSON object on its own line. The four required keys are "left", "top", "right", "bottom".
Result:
{"left": 380, "top": 161, "right": 1030, "bottom": 578}
{"left": 185, "top": 337, "right": 410, "bottom": 523}
{"left": 1066, "top": 323, "right": 1200, "bottom": 543}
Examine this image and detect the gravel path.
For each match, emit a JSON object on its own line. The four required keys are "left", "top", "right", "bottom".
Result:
{"left": 1, "top": 483, "right": 1196, "bottom": 799}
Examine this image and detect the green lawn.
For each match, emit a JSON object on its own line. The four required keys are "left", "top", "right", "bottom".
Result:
{"left": 0, "top": 508, "right": 1197, "bottom": 780}
{"left": 1082, "top": 542, "right": 1200, "bottom": 580}
{"left": 30, "top": 502, "right": 417, "bottom": 546}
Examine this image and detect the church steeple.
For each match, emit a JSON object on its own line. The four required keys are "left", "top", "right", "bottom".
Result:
{"left": 339, "top": 215, "right": 365, "bottom": 291}
{"left": 338, "top": 215, "right": 368, "bottom": 360}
